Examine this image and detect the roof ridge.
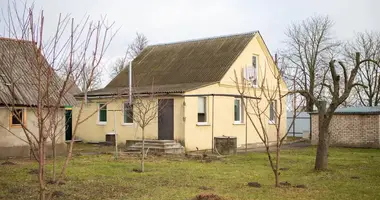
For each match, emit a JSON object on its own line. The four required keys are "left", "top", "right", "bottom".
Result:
{"left": 148, "top": 31, "right": 258, "bottom": 47}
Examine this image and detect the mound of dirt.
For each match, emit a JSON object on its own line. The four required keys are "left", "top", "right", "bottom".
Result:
{"left": 279, "top": 181, "right": 291, "bottom": 187}
{"left": 247, "top": 182, "right": 261, "bottom": 188}
{"left": 192, "top": 193, "right": 225, "bottom": 200}
{"left": 199, "top": 186, "right": 213, "bottom": 190}
{"left": 294, "top": 184, "right": 307, "bottom": 188}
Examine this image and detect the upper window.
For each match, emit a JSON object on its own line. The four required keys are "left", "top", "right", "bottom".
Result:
{"left": 11, "top": 109, "right": 24, "bottom": 126}
{"left": 198, "top": 97, "right": 207, "bottom": 123}
{"left": 234, "top": 98, "right": 244, "bottom": 123}
{"left": 269, "top": 100, "right": 276, "bottom": 123}
{"left": 123, "top": 102, "right": 133, "bottom": 124}
{"left": 98, "top": 103, "right": 107, "bottom": 123}
{"left": 243, "top": 56, "right": 258, "bottom": 86}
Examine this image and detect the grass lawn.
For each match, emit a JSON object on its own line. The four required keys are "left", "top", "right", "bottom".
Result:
{"left": 0, "top": 145, "right": 379, "bottom": 200}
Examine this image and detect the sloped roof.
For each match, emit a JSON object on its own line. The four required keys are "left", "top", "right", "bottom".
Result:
{"left": 310, "top": 106, "right": 380, "bottom": 115}
{"left": 0, "top": 38, "right": 77, "bottom": 106}
{"left": 103, "top": 31, "right": 258, "bottom": 92}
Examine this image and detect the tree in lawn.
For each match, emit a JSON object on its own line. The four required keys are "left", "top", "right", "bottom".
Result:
{"left": 344, "top": 31, "right": 380, "bottom": 106}
{"left": 299, "top": 53, "right": 379, "bottom": 170}
{"left": 234, "top": 56, "right": 302, "bottom": 187}
{"left": 282, "top": 15, "right": 339, "bottom": 112}
{"left": 110, "top": 32, "right": 148, "bottom": 78}
{"left": 124, "top": 83, "right": 161, "bottom": 172}
{"left": 0, "top": 1, "right": 117, "bottom": 199}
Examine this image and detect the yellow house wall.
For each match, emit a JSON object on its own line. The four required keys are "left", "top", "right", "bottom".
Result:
{"left": 0, "top": 107, "right": 66, "bottom": 147}
{"left": 183, "top": 34, "right": 288, "bottom": 150}
{"left": 73, "top": 96, "right": 185, "bottom": 144}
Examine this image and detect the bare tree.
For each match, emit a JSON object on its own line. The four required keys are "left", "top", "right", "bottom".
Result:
{"left": 0, "top": 1, "right": 117, "bottom": 199}
{"left": 123, "top": 83, "right": 163, "bottom": 173}
{"left": 234, "top": 56, "right": 301, "bottom": 187}
{"left": 109, "top": 32, "right": 148, "bottom": 78}
{"left": 282, "top": 15, "right": 339, "bottom": 112}
{"left": 344, "top": 31, "right": 380, "bottom": 106}
{"left": 299, "top": 53, "right": 379, "bottom": 170}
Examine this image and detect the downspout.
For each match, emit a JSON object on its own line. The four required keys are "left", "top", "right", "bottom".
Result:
{"left": 212, "top": 94, "right": 215, "bottom": 152}
{"left": 245, "top": 97, "right": 248, "bottom": 152}
{"left": 129, "top": 60, "right": 132, "bottom": 104}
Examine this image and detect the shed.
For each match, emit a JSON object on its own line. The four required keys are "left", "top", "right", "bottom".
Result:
{"left": 311, "top": 106, "right": 380, "bottom": 148}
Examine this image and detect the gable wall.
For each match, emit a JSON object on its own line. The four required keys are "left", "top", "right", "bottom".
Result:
{"left": 183, "top": 34, "right": 288, "bottom": 150}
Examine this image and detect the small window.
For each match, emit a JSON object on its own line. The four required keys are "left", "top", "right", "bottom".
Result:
{"left": 269, "top": 100, "right": 276, "bottom": 123}
{"left": 234, "top": 98, "right": 244, "bottom": 123}
{"left": 123, "top": 102, "right": 133, "bottom": 124}
{"left": 11, "top": 109, "right": 24, "bottom": 126}
{"left": 198, "top": 97, "right": 207, "bottom": 123}
{"left": 98, "top": 103, "right": 107, "bottom": 123}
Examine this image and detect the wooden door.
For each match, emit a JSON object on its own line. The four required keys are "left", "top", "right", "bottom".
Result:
{"left": 158, "top": 99, "right": 174, "bottom": 140}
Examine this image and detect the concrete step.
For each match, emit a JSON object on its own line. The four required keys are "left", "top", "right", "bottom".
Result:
{"left": 125, "top": 140, "right": 184, "bottom": 154}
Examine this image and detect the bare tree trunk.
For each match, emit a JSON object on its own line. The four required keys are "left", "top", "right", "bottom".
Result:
{"left": 52, "top": 136, "right": 56, "bottom": 182}
{"left": 315, "top": 101, "right": 330, "bottom": 170}
{"left": 315, "top": 120, "right": 330, "bottom": 170}
{"left": 141, "top": 127, "right": 145, "bottom": 173}
{"left": 38, "top": 140, "right": 45, "bottom": 200}
{"left": 275, "top": 136, "right": 280, "bottom": 187}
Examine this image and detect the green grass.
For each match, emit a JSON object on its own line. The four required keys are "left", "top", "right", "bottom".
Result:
{"left": 0, "top": 145, "right": 379, "bottom": 200}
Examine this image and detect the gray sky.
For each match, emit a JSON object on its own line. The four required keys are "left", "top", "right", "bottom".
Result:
{"left": 1, "top": 0, "right": 379, "bottom": 84}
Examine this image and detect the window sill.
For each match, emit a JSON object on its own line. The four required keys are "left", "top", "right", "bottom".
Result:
{"left": 268, "top": 121, "right": 276, "bottom": 125}
{"left": 121, "top": 123, "right": 134, "bottom": 126}
{"left": 233, "top": 122, "right": 245, "bottom": 125}
{"left": 97, "top": 122, "right": 107, "bottom": 126}
{"left": 196, "top": 122, "right": 210, "bottom": 126}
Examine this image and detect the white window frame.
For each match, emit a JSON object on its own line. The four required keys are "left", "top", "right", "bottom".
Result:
{"left": 269, "top": 100, "right": 276, "bottom": 124}
{"left": 234, "top": 98, "right": 244, "bottom": 124}
{"left": 122, "top": 102, "right": 133, "bottom": 125}
{"left": 97, "top": 103, "right": 107, "bottom": 125}
{"left": 197, "top": 96, "right": 208, "bottom": 125}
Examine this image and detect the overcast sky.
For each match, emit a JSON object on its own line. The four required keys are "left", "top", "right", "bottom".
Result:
{"left": 1, "top": 0, "right": 379, "bottom": 84}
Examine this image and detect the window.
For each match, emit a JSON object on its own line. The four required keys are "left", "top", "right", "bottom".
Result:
{"left": 198, "top": 97, "right": 207, "bottom": 123}
{"left": 269, "top": 100, "right": 276, "bottom": 123}
{"left": 123, "top": 102, "right": 133, "bottom": 124}
{"left": 243, "top": 55, "right": 258, "bottom": 86}
{"left": 10, "top": 109, "right": 24, "bottom": 126}
{"left": 234, "top": 98, "right": 244, "bottom": 123}
{"left": 98, "top": 103, "right": 107, "bottom": 123}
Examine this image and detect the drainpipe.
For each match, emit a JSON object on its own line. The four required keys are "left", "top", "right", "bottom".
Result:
{"left": 129, "top": 60, "right": 132, "bottom": 104}
{"left": 212, "top": 94, "right": 215, "bottom": 152}
{"left": 245, "top": 97, "right": 248, "bottom": 152}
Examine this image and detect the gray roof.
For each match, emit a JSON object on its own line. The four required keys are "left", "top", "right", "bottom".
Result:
{"left": 88, "top": 31, "right": 258, "bottom": 96}
{"left": 0, "top": 38, "right": 77, "bottom": 106}
{"left": 334, "top": 106, "right": 380, "bottom": 115}
{"left": 310, "top": 106, "right": 380, "bottom": 115}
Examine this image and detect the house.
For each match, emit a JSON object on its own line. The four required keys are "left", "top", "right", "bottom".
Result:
{"left": 311, "top": 106, "right": 380, "bottom": 148}
{"left": 74, "top": 31, "right": 288, "bottom": 150}
{"left": 0, "top": 38, "right": 77, "bottom": 158}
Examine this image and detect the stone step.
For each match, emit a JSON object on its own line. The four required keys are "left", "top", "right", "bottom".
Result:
{"left": 125, "top": 140, "right": 185, "bottom": 154}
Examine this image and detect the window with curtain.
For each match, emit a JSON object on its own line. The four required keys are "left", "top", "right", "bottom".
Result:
{"left": 98, "top": 103, "right": 107, "bottom": 122}
{"left": 269, "top": 100, "right": 276, "bottom": 123}
{"left": 234, "top": 98, "right": 243, "bottom": 123}
{"left": 124, "top": 102, "right": 133, "bottom": 124}
{"left": 198, "top": 97, "right": 207, "bottom": 123}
